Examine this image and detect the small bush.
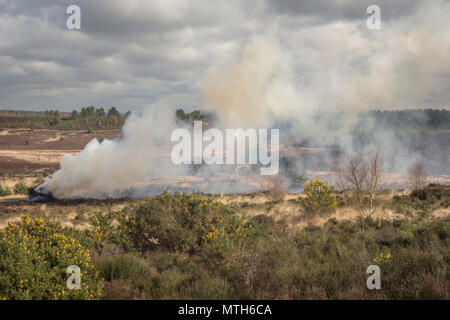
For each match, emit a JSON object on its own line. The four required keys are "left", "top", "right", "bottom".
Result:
{"left": 0, "top": 185, "right": 13, "bottom": 197}
{"left": 13, "top": 179, "right": 29, "bottom": 195}
{"left": 95, "top": 254, "right": 149, "bottom": 282}
{"left": 301, "top": 177, "right": 337, "bottom": 215}
{"left": 202, "top": 214, "right": 254, "bottom": 255}
{"left": 388, "top": 184, "right": 449, "bottom": 215}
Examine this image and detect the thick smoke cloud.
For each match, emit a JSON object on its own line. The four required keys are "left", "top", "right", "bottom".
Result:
{"left": 200, "top": 0, "right": 450, "bottom": 167}
{"left": 42, "top": 103, "right": 186, "bottom": 198}
{"left": 202, "top": 0, "right": 450, "bottom": 127}
{"left": 24, "top": 0, "right": 450, "bottom": 197}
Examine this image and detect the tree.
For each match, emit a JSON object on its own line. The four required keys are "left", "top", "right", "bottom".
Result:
{"left": 71, "top": 110, "right": 80, "bottom": 120}
{"left": 366, "top": 147, "right": 384, "bottom": 215}
{"left": 107, "top": 107, "right": 120, "bottom": 118}
{"left": 175, "top": 109, "right": 187, "bottom": 120}
{"left": 408, "top": 161, "right": 425, "bottom": 190}
{"left": 80, "top": 107, "right": 88, "bottom": 118}
{"left": 53, "top": 110, "right": 61, "bottom": 125}
{"left": 96, "top": 107, "right": 105, "bottom": 117}
{"left": 87, "top": 106, "right": 96, "bottom": 117}
{"left": 337, "top": 147, "right": 384, "bottom": 216}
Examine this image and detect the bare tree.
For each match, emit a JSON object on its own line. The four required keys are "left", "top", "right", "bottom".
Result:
{"left": 366, "top": 147, "right": 384, "bottom": 216}
{"left": 336, "top": 147, "right": 384, "bottom": 217}
{"left": 337, "top": 155, "right": 368, "bottom": 215}
{"left": 408, "top": 161, "right": 425, "bottom": 190}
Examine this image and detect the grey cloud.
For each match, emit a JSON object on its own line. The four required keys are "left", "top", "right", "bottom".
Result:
{"left": 266, "top": 0, "right": 423, "bottom": 22}
{"left": 0, "top": 0, "right": 449, "bottom": 113}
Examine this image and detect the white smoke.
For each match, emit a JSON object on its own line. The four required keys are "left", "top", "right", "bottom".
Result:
{"left": 42, "top": 103, "right": 184, "bottom": 199}
{"left": 42, "top": 0, "right": 450, "bottom": 198}
{"left": 202, "top": 0, "right": 450, "bottom": 130}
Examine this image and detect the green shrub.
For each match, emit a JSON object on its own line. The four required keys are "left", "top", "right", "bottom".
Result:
{"left": 201, "top": 214, "right": 255, "bottom": 255}
{"left": 388, "top": 185, "right": 449, "bottom": 215}
{"left": 301, "top": 177, "right": 337, "bottom": 215}
{"left": 89, "top": 192, "right": 261, "bottom": 260}
{"left": 13, "top": 179, "right": 28, "bottom": 195}
{"left": 95, "top": 254, "right": 149, "bottom": 281}
{"left": 130, "top": 193, "right": 250, "bottom": 253}
{"left": 0, "top": 215, "right": 103, "bottom": 300}
{"left": 0, "top": 185, "right": 12, "bottom": 197}
{"left": 82, "top": 191, "right": 449, "bottom": 300}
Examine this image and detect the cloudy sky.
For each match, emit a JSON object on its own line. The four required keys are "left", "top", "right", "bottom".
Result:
{"left": 0, "top": 0, "right": 449, "bottom": 113}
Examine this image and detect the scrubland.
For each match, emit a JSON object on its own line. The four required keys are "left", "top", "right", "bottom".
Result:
{"left": 0, "top": 184, "right": 448, "bottom": 300}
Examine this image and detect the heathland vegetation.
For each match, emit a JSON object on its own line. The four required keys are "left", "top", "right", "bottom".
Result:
{"left": 0, "top": 182, "right": 448, "bottom": 300}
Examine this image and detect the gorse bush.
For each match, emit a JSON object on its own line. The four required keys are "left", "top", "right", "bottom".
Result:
{"left": 0, "top": 215, "right": 103, "bottom": 300}
{"left": 89, "top": 210, "right": 131, "bottom": 250}
{"left": 301, "top": 177, "right": 337, "bottom": 215}
{"left": 90, "top": 192, "right": 244, "bottom": 254}
{"left": 202, "top": 214, "right": 254, "bottom": 254}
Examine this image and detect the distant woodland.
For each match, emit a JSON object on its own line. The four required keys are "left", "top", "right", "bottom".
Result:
{"left": 0, "top": 107, "right": 130, "bottom": 130}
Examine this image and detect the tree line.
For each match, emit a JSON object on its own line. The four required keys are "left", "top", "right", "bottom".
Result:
{"left": 0, "top": 107, "right": 131, "bottom": 131}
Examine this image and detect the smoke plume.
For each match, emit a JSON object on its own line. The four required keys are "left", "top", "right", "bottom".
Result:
{"left": 42, "top": 0, "right": 450, "bottom": 198}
